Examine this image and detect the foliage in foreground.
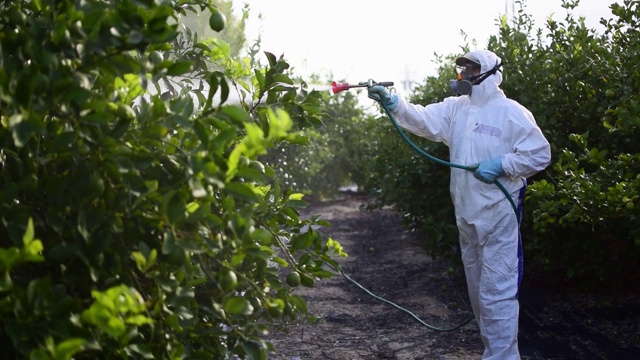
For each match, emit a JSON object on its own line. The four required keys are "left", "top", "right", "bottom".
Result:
{"left": 0, "top": 1, "right": 345, "bottom": 358}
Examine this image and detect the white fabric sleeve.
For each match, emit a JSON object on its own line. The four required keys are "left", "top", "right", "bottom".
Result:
{"left": 391, "top": 96, "right": 455, "bottom": 146}
{"left": 501, "top": 110, "right": 551, "bottom": 179}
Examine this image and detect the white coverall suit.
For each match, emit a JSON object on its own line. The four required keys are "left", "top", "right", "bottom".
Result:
{"left": 390, "top": 50, "right": 551, "bottom": 359}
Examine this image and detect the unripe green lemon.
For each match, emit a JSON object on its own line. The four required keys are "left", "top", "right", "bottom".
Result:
{"left": 250, "top": 160, "right": 265, "bottom": 174}
{"left": 220, "top": 269, "right": 238, "bottom": 292}
{"left": 209, "top": 11, "right": 226, "bottom": 32}
{"left": 266, "top": 300, "right": 284, "bottom": 317}
{"left": 286, "top": 271, "right": 301, "bottom": 287}
{"left": 248, "top": 296, "right": 262, "bottom": 310}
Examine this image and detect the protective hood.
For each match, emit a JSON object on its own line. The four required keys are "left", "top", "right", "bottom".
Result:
{"left": 456, "top": 50, "right": 503, "bottom": 78}
{"left": 456, "top": 50, "right": 503, "bottom": 102}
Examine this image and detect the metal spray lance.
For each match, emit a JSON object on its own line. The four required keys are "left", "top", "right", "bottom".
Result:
{"left": 331, "top": 80, "right": 394, "bottom": 94}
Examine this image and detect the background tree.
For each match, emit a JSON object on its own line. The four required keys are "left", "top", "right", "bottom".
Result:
{"left": 493, "top": 0, "right": 640, "bottom": 292}
{"left": 363, "top": 0, "right": 640, "bottom": 292}
{"left": 260, "top": 74, "right": 379, "bottom": 200}
{"left": 179, "top": 0, "right": 247, "bottom": 57}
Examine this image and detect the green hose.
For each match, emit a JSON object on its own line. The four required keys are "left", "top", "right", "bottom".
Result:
{"left": 378, "top": 101, "right": 520, "bottom": 223}
{"left": 342, "top": 271, "right": 474, "bottom": 332}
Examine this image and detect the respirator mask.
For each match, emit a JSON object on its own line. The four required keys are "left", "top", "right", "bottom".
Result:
{"left": 449, "top": 61, "right": 503, "bottom": 96}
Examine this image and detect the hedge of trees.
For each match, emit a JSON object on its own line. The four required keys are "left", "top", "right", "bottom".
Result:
{"left": 363, "top": 0, "right": 640, "bottom": 293}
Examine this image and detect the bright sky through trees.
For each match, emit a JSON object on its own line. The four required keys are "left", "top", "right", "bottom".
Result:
{"left": 240, "top": 0, "right": 618, "bottom": 95}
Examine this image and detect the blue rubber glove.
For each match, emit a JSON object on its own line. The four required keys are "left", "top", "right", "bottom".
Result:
{"left": 367, "top": 85, "right": 399, "bottom": 111}
{"left": 473, "top": 157, "right": 505, "bottom": 183}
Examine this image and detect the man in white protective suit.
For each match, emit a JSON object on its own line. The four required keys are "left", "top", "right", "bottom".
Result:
{"left": 367, "top": 49, "right": 551, "bottom": 359}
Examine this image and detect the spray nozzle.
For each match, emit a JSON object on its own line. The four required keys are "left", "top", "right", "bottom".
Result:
{"left": 331, "top": 80, "right": 394, "bottom": 94}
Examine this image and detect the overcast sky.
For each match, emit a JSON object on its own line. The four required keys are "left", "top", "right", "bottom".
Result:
{"left": 239, "top": 0, "right": 618, "bottom": 96}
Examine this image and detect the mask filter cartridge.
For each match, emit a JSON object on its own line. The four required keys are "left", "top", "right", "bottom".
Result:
{"left": 450, "top": 70, "right": 475, "bottom": 96}
{"left": 450, "top": 61, "right": 503, "bottom": 96}
{"left": 455, "top": 79, "right": 473, "bottom": 96}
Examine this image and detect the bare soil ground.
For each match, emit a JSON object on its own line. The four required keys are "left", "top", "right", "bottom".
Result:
{"left": 266, "top": 192, "right": 640, "bottom": 360}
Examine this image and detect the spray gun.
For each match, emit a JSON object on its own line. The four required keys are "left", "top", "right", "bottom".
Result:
{"left": 331, "top": 80, "right": 394, "bottom": 94}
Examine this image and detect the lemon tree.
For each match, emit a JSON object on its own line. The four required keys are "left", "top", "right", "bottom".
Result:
{"left": 0, "top": 1, "right": 346, "bottom": 359}
{"left": 365, "top": 0, "right": 640, "bottom": 292}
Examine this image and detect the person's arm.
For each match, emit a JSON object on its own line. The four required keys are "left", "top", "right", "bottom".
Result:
{"left": 391, "top": 96, "right": 457, "bottom": 146}
{"left": 501, "top": 110, "right": 551, "bottom": 179}
{"left": 368, "top": 85, "right": 456, "bottom": 145}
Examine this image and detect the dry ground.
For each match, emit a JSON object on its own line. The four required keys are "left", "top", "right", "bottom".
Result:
{"left": 265, "top": 193, "right": 640, "bottom": 360}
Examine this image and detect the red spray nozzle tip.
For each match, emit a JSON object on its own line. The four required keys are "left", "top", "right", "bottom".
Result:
{"left": 331, "top": 81, "right": 350, "bottom": 94}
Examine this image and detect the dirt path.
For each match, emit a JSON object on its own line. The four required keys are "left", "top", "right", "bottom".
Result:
{"left": 266, "top": 193, "right": 640, "bottom": 360}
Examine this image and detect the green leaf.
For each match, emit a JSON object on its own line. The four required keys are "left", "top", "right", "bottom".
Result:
{"left": 162, "top": 191, "right": 186, "bottom": 223}
{"left": 220, "top": 105, "right": 251, "bottom": 124}
{"left": 28, "top": 349, "right": 50, "bottom": 360}
{"left": 289, "top": 295, "right": 308, "bottom": 314}
{"left": 265, "top": 108, "right": 292, "bottom": 140}
{"left": 125, "top": 314, "right": 152, "bottom": 326}
{"left": 211, "top": 126, "right": 236, "bottom": 151}
{"left": 264, "top": 51, "right": 277, "bottom": 67}
{"left": 131, "top": 252, "right": 147, "bottom": 271}
{"left": 22, "top": 218, "right": 35, "bottom": 245}
{"left": 225, "top": 182, "right": 260, "bottom": 203}
{"left": 0, "top": 247, "right": 21, "bottom": 271}
{"left": 63, "top": 86, "right": 93, "bottom": 106}
{"left": 54, "top": 338, "right": 87, "bottom": 360}
{"left": 224, "top": 297, "right": 253, "bottom": 315}
{"left": 125, "top": 344, "right": 154, "bottom": 359}
{"left": 299, "top": 273, "right": 315, "bottom": 287}
{"left": 288, "top": 193, "right": 304, "bottom": 201}
{"left": 193, "top": 118, "right": 210, "bottom": 146}
{"left": 49, "top": 131, "right": 78, "bottom": 151}
{"left": 167, "top": 61, "right": 192, "bottom": 76}
{"left": 186, "top": 201, "right": 200, "bottom": 213}
{"left": 270, "top": 257, "right": 288, "bottom": 267}
{"left": 219, "top": 76, "right": 230, "bottom": 104}
{"left": 0, "top": 271, "right": 12, "bottom": 292}
{"left": 12, "top": 116, "right": 44, "bottom": 147}
{"left": 250, "top": 229, "right": 272, "bottom": 245}
{"left": 290, "top": 233, "right": 311, "bottom": 250}
{"left": 279, "top": 207, "right": 299, "bottom": 222}
{"left": 205, "top": 72, "right": 220, "bottom": 109}
{"left": 241, "top": 341, "right": 264, "bottom": 360}
{"left": 284, "top": 200, "right": 308, "bottom": 210}
{"left": 254, "top": 69, "right": 265, "bottom": 92}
